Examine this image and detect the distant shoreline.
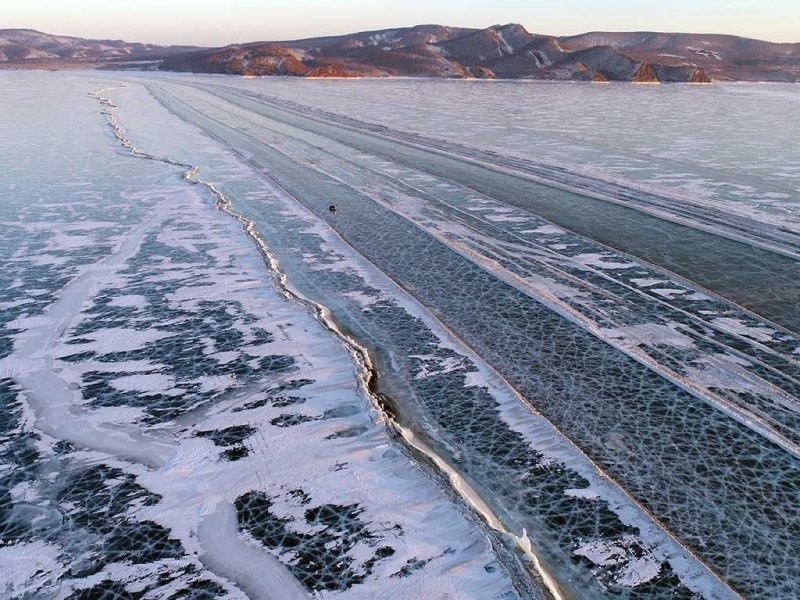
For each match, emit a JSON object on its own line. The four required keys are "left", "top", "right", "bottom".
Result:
{"left": 6, "top": 65, "right": 800, "bottom": 84}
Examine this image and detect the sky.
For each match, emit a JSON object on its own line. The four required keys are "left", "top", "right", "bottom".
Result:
{"left": 2, "top": 0, "right": 798, "bottom": 46}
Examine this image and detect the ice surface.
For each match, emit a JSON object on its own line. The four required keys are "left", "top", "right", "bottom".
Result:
{"left": 127, "top": 78, "right": 757, "bottom": 598}
{"left": 3, "top": 69, "right": 798, "bottom": 600}
{"left": 0, "top": 73, "right": 524, "bottom": 600}
{"left": 229, "top": 77, "right": 800, "bottom": 236}
{"left": 133, "top": 74, "right": 799, "bottom": 599}
{"left": 573, "top": 536, "right": 663, "bottom": 589}
{"left": 0, "top": 541, "right": 64, "bottom": 597}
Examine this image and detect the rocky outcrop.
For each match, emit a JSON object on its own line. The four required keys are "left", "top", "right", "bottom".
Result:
{"left": 689, "top": 67, "right": 712, "bottom": 83}
{"left": 246, "top": 54, "right": 310, "bottom": 76}
{"left": 632, "top": 63, "right": 660, "bottom": 83}
{"left": 467, "top": 65, "right": 496, "bottom": 78}
{"left": 304, "top": 61, "right": 387, "bottom": 78}
{"left": 650, "top": 64, "right": 711, "bottom": 83}
{"left": 305, "top": 65, "right": 361, "bottom": 78}
{"left": 161, "top": 45, "right": 312, "bottom": 76}
{"left": 553, "top": 46, "right": 640, "bottom": 80}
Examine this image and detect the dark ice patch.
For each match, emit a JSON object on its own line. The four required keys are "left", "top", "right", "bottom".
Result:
{"left": 236, "top": 491, "right": 399, "bottom": 592}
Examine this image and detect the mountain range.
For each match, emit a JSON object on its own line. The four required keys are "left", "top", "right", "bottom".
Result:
{"left": 2, "top": 24, "right": 799, "bottom": 82}
{"left": 0, "top": 28, "right": 195, "bottom": 64}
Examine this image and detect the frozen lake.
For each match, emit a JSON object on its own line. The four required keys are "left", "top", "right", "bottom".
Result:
{"left": 1, "top": 71, "right": 798, "bottom": 600}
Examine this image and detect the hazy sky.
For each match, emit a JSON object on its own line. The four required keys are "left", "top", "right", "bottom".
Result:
{"left": 2, "top": 0, "right": 798, "bottom": 46}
